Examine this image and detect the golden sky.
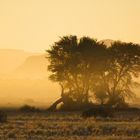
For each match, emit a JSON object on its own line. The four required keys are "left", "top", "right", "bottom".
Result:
{"left": 0, "top": 0, "right": 140, "bottom": 52}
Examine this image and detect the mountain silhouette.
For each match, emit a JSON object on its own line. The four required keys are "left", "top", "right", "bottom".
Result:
{"left": 0, "top": 49, "right": 34, "bottom": 76}
{"left": 0, "top": 50, "right": 59, "bottom": 107}
{"left": 14, "top": 54, "right": 49, "bottom": 79}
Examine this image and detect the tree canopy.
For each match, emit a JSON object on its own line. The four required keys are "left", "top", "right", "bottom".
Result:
{"left": 47, "top": 35, "right": 140, "bottom": 111}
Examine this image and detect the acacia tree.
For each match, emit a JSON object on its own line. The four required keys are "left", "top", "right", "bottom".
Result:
{"left": 97, "top": 41, "right": 140, "bottom": 107}
{"left": 47, "top": 35, "right": 107, "bottom": 110}
{"left": 47, "top": 36, "right": 140, "bottom": 110}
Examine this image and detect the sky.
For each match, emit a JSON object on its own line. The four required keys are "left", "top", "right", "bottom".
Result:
{"left": 0, "top": 0, "right": 140, "bottom": 52}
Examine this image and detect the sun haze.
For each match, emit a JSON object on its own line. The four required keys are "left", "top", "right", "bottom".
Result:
{"left": 0, "top": 0, "right": 140, "bottom": 52}
{"left": 0, "top": 0, "right": 140, "bottom": 108}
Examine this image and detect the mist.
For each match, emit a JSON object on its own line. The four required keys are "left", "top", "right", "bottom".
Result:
{"left": 0, "top": 49, "right": 59, "bottom": 108}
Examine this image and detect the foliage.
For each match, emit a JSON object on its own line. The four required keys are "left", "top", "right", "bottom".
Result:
{"left": 82, "top": 106, "right": 114, "bottom": 118}
{"left": 0, "top": 111, "right": 7, "bottom": 123}
{"left": 19, "top": 105, "right": 40, "bottom": 113}
{"left": 100, "top": 42, "right": 140, "bottom": 106}
{"left": 47, "top": 36, "right": 140, "bottom": 110}
{"left": 47, "top": 36, "right": 106, "bottom": 108}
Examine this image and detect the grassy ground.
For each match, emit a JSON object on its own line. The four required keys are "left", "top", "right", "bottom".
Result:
{"left": 0, "top": 112, "right": 140, "bottom": 140}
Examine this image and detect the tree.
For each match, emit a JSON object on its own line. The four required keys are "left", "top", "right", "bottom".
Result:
{"left": 47, "top": 35, "right": 107, "bottom": 110}
{"left": 100, "top": 41, "right": 140, "bottom": 107}
{"left": 46, "top": 36, "right": 140, "bottom": 111}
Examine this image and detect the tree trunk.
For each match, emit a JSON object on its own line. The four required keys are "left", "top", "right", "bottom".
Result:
{"left": 47, "top": 98, "right": 63, "bottom": 111}
{"left": 47, "top": 83, "right": 64, "bottom": 111}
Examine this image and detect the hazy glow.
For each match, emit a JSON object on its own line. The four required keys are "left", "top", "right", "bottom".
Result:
{"left": 0, "top": 0, "right": 140, "bottom": 107}
{"left": 0, "top": 0, "right": 140, "bottom": 52}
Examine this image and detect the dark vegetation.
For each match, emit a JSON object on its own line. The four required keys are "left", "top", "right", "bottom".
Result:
{"left": 82, "top": 106, "right": 114, "bottom": 118}
{"left": 19, "top": 105, "right": 41, "bottom": 113}
{"left": 0, "top": 111, "right": 140, "bottom": 139}
{"left": 0, "top": 111, "right": 7, "bottom": 123}
{"left": 81, "top": 105, "right": 140, "bottom": 118}
{"left": 46, "top": 35, "right": 140, "bottom": 113}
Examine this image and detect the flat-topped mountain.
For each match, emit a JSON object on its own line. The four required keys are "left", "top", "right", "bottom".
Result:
{"left": 14, "top": 54, "right": 49, "bottom": 79}
{"left": 0, "top": 49, "right": 33, "bottom": 75}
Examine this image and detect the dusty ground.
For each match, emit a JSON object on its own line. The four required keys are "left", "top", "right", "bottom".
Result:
{"left": 0, "top": 112, "right": 140, "bottom": 140}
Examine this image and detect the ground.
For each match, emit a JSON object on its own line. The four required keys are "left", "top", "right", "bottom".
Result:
{"left": 0, "top": 111, "right": 140, "bottom": 140}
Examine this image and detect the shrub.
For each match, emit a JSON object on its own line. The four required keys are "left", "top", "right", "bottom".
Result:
{"left": 82, "top": 106, "right": 114, "bottom": 118}
{"left": 19, "top": 105, "right": 40, "bottom": 113}
{"left": 0, "top": 111, "right": 7, "bottom": 123}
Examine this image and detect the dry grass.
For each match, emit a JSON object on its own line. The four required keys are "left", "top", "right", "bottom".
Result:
{"left": 0, "top": 112, "right": 139, "bottom": 140}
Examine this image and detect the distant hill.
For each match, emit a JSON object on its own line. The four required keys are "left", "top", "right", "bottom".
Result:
{"left": 14, "top": 54, "right": 49, "bottom": 79}
{"left": 0, "top": 49, "right": 34, "bottom": 76}
{"left": 0, "top": 50, "right": 59, "bottom": 107}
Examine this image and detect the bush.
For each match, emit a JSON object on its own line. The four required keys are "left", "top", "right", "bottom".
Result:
{"left": 58, "top": 102, "right": 95, "bottom": 111}
{"left": 19, "top": 105, "right": 40, "bottom": 113}
{"left": 0, "top": 111, "right": 7, "bottom": 123}
{"left": 82, "top": 106, "right": 114, "bottom": 118}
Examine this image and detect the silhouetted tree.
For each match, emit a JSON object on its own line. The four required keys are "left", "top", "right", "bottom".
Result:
{"left": 47, "top": 35, "right": 107, "bottom": 110}
{"left": 47, "top": 36, "right": 140, "bottom": 111}
{"left": 100, "top": 42, "right": 140, "bottom": 107}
